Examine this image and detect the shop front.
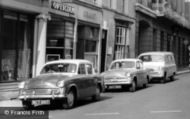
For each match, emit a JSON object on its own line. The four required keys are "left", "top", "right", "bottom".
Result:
{"left": 75, "top": 5, "right": 102, "bottom": 70}
{"left": 47, "top": 1, "right": 102, "bottom": 71}
{"left": 0, "top": 10, "right": 34, "bottom": 83}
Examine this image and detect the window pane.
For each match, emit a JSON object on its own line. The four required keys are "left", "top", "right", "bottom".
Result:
{"left": 18, "top": 18, "right": 31, "bottom": 81}
{"left": 1, "top": 15, "right": 17, "bottom": 82}
{"left": 85, "top": 40, "right": 97, "bottom": 52}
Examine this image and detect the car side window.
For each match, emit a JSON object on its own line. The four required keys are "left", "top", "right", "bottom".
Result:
{"left": 86, "top": 64, "right": 93, "bottom": 74}
{"left": 139, "top": 61, "right": 143, "bottom": 69}
{"left": 167, "top": 55, "right": 172, "bottom": 63}
{"left": 136, "top": 62, "right": 140, "bottom": 69}
{"left": 78, "top": 64, "right": 86, "bottom": 74}
{"left": 165, "top": 55, "right": 169, "bottom": 63}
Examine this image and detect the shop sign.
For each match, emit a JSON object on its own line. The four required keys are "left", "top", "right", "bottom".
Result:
{"left": 84, "top": 11, "right": 96, "bottom": 20}
{"left": 51, "top": 1, "right": 75, "bottom": 15}
{"left": 77, "top": 6, "right": 102, "bottom": 24}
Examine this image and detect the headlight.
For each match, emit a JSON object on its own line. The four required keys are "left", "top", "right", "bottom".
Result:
{"left": 125, "top": 73, "right": 131, "bottom": 77}
{"left": 18, "top": 82, "right": 25, "bottom": 89}
{"left": 57, "top": 80, "right": 65, "bottom": 87}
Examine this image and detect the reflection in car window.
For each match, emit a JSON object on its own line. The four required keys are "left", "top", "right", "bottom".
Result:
{"left": 86, "top": 64, "right": 93, "bottom": 74}
{"left": 139, "top": 55, "right": 163, "bottom": 62}
{"left": 78, "top": 64, "right": 86, "bottom": 74}
{"left": 110, "top": 61, "right": 135, "bottom": 69}
{"left": 40, "top": 63, "right": 77, "bottom": 74}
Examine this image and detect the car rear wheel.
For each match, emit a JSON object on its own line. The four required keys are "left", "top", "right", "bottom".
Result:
{"left": 92, "top": 86, "right": 101, "bottom": 101}
{"left": 129, "top": 80, "right": 136, "bottom": 92}
{"left": 63, "top": 90, "right": 75, "bottom": 109}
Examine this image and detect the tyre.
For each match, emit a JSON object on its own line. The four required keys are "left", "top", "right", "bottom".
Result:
{"left": 63, "top": 90, "right": 75, "bottom": 109}
{"left": 92, "top": 86, "right": 101, "bottom": 101}
{"left": 129, "top": 80, "right": 136, "bottom": 92}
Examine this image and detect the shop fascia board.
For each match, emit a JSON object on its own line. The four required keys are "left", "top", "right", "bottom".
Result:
{"left": 0, "top": 0, "right": 49, "bottom": 14}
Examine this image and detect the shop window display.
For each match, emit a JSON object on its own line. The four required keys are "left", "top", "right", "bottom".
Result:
{"left": 1, "top": 11, "right": 33, "bottom": 82}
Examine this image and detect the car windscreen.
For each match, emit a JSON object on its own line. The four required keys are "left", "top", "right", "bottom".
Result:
{"left": 139, "top": 55, "right": 163, "bottom": 62}
{"left": 40, "top": 63, "right": 77, "bottom": 74}
{"left": 110, "top": 61, "right": 135, "bottom": 69}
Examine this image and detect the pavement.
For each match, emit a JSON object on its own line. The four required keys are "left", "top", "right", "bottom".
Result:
{"left": 0, "top": 68, "right": 189, "bottom": 107}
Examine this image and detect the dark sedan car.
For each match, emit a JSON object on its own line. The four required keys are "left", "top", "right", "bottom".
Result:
{"left": 18, "top": 59, "right": 104, "bottom": 109}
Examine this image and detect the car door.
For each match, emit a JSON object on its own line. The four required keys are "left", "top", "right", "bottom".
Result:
{"left": 86, "top": 63, "right": 97, "bottom": 96}
{"left": 136, "top": 61, "right": 145, "bottom": 86}
{"left": 139, "top": 61, "right": 147, "bottom": 84}
{"left": 77, "top": 63, "right": 89, "bottom": 98}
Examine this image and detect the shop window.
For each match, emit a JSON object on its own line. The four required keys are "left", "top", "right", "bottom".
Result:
{"left": 1, "top": 11, "right": 33, "bottom": 82}
{"left": 85, "top": 27, "right": 98, "bottom": 52}
{"left": 46, "top": 21, "right": 74, "bottom": 61}
{"left": 114, "top": 26, "right": 127, "bottom": 59}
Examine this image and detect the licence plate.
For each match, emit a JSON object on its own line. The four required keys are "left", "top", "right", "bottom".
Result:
{"left": 32, "top": 100, "right": 50, "bottom": 106}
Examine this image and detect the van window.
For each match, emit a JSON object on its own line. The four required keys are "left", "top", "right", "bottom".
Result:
{"left": 139, "top": 55, "right": 163, "bottom": 62}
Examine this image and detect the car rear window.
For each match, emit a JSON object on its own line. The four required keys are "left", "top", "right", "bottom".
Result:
{"left": 110, "top": 61, "right": 135, "bottom": 69}
{"left": 139, "top": 55, "right": 163, "bottom": 62}
{"left": 41, "top": 63, "right": 77, "bottom": 74}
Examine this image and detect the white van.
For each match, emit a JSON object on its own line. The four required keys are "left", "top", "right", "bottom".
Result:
{"left": 138, "top": 52, "right": 177, "bottom": 83}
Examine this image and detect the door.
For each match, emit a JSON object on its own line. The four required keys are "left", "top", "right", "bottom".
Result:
{"left": 100, "top": 30, "right": 107, "bottom": 72}
{"left": 77, "top": 63, "right": 88, "bottom": 98}
{"left": 136, "top": 61, "right": 145, "bottom": 86}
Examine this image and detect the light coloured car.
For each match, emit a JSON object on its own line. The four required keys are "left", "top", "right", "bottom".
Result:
{"left": 138, "top": 51, "right": 177, "bottom": 83}
{"left": 101, "top": 59, "right": 150, "bottom": 92}
{"left": 18, "top": 59, "right": 104, "bottom": 109}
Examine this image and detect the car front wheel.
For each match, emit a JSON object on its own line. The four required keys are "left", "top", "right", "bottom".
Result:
{"left": 129, "top": 80, "right": 136, "bottom": 92}
{"left": 63, "top": 90, "right": 75, "bottom": 109}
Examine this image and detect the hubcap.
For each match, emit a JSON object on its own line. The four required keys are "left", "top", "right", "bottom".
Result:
{"left": 67, "top": 92, "right": 74, "bottom": 106}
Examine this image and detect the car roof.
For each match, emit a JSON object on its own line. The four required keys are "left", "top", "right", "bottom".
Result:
{"left": 112, "top": 58, "right": 140, "bottom": 62}
{"left": 138, "top": 51, "right": 173, "bottom": 56}
{"left": 45, "top": 59, "right": 92, "bottom": 65}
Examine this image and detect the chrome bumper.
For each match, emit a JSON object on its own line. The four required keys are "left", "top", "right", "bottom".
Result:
{"left": 18, "top": 94, "right": 66, "bottom": 100}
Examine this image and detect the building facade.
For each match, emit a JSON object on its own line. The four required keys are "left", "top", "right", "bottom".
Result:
{"left": 0, "top": 0, "right": 104, "bottom": 99}
{"left": 135, "top": 0, "right": 190, "bottom": 68}
{"left": 101, "top": 0, "right": 136, "bottom": 72}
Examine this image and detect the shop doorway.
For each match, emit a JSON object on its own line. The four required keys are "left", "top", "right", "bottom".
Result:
{"left": 100, "top": 30, "right": 107, "bottom": 72}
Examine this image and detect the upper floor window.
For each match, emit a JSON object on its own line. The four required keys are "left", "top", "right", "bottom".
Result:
{"left": 114, "top": 26, "right": 127, "bottom": 60}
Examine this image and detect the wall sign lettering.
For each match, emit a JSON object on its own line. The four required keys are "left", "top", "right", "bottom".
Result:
{"left": 52, "top": 1, "right": 75, "bottom": 14}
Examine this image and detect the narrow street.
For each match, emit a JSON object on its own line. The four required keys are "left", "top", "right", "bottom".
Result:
{"left": 48, "top": 73, "right": 190, "bottom": 119}
{"left": 1, "top": 73, "right": 190, "bottom": 119}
